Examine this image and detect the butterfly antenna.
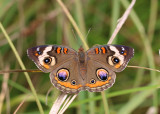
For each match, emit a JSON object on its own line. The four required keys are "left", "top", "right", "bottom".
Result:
{"left": 85, "top": 27, "right": 92, "bottom": 40}
{"left": 71, "top": 29, "right": 78, "bottom": 42}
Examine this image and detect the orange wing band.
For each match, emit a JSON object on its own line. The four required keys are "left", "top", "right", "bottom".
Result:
{"left": 86, "top": 77, "right": 111, "bottom": 88}
{"left": 55, "top": 77, "right": 82, "bottom": 89}
{"left": 95, "top": 48, "right": 99, "bottom": 54}
{"left": 63, "top": 48, "right": 68, "bottom": 54}
{"left": 101, "top": 47, "right": 106, "bottom": 54}
{"left": 114, "top": 63, "right": 121, "bottom": 68}
{"left": 56, "top": 47, "right": 61, "bottom": 54}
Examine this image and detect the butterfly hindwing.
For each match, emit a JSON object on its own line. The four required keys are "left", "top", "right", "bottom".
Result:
{"left": 85, "top": 59, "right": 116, "bottom": 92}
{"left": 49, "top": 59, "right": 84, "bottom": 94}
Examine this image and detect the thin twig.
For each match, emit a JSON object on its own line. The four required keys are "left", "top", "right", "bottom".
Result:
{"left": 108, "top": 0, "right": 136, "bottom": 44}
{"left": 13, "top": 95, "right": 31, "bottom": 114}
{"left": 0, "top": 69, "right": 42, "bottom": 74}
{"left": 13, "top": 99, "right": 25, "bottom": 114}
{"left": 127, "top": 65, "right": 160, "bottom": 73}
{"left": 0, "top": 65, "right": 9, "bottom": 114}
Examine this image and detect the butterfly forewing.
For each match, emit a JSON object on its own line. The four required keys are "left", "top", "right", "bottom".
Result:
{"left": 86, "top": 45, "right": 134, "bottom": 72}
{"left": 27, "top": 45, "right": 77, "bottom": 72}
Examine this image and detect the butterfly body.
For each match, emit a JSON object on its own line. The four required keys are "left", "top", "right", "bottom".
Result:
{"left": 27, "top": 44, "right": 134, "bottom": 94}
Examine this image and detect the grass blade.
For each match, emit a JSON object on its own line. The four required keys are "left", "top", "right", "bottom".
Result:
{"left": 0, "top": 23, "right": 44, "bottom": 114}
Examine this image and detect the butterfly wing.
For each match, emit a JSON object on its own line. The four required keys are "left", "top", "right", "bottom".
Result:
{"left": 86, "top": 45, "right": 134, "bottom": 72}
{"left": 49, "top": 59, "right": 84, "bottom": 94}
{"left": 84, "top": 44, "right": 134, "bottom": 92}
{"left": 27, "top": 45, "right": 77, "bottom": 72}
{"left": 85, "top": 59, "right": 116, "bottom": 92}
{"left": 27, "top": 45, "right": 84, "bottom": 94}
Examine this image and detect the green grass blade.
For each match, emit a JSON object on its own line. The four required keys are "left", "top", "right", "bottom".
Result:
{"left": 70, "top": 84, "right": 160, "bottom": 108}
{"left": 0, "top": 23, "right": 44, "bottom": 114}
{"left": 110, "top": 0, "right": 120, "bottom": 43}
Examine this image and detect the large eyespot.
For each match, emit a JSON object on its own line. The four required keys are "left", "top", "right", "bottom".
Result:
{"left": 112, "top": 57, "right": 120, "bottom": 64}
{"left": 71, "top": 80, "right": 76, "bottom": 85}
{"left": 44, "top": 57, "right": 52, "bottom": 64}
{"left": 57, "top": 69, "right": 69, "bottom": 81}
{"left": 96, "top": 68, "right": 108, "bottom": 81}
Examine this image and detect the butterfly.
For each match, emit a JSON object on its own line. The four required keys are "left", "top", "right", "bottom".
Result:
{"left": 27, "top": 44, "right": 134, "bottom": 94}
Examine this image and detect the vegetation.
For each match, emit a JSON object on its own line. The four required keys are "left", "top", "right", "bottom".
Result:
{"left": 0, "top": 0, "right": 159, "bottom": 113}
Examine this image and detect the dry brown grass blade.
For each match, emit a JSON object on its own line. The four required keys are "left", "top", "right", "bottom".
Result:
{"left": 13, "top": 95, "right": 31, "bottom": 114}
{"left": 127, "top": 65, "right": 160, "bottom": 73}
{"left": 0, "top": 65, "right": 9, "bottom": 114}
{"left": 108, "top": 0, "right": 136, "bottom": 44}
{"left": 13, "top": 99, "right": 25, "bottom": 114}
{"left": 58, "top": 94, "right": 77, "bottom": 114}
{"left": 49, "top": 93, "right": 68, "bottom": 114}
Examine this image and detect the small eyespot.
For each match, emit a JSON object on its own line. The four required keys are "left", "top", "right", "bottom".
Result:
{"left": 71, "top": 80, "right": 76, "bottom": 85}
{"left": 37, "top": 51, "right": 42, "bottom": 55}
{"left": 112, "top": 57, "right": 120, "bottom": 64}
{"left": 120, "top": 51, "right": 124, "bottom": 54}
{"left": 57, "top": 69, "right": 69, "bottom": 81}
{"left": 44, "top": 57, "right": 52, "bottom": 64}
{"left": 90, "top": 79, "right": 96, "bottom": 84}
{"left": 96, "top": 69, "right": 108, "bottom": 81}
{"left": 34, "top": 51, "right": 42, "bottom": 56}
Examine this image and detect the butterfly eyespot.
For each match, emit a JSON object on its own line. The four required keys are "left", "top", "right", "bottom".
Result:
{"left": 96, "top": 69, "right": 108, "bottom": 81}
{"left": 44, "top": 57, "right": 52, "bottom": 64}
{"left": 90, "top": 79, "right": 96, "bottom": 84}
{"left": 34, "top": 51, "right": 42, "bottom": 56}
{"left": 57, "top": 69, "right": 69, "bottom": 81}
{"left": 71, "top": 80, "right": 76, "bottom": 85}
{"left": 120, "top": 51, "right": 124, "bottom": 54}
{"left": 112, "top": 57, "right": 120, "bottom": 64}
{"left": 37, "top": 51, "right": 42, "bottom": 55}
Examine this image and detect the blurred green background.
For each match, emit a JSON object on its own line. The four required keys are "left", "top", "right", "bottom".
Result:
{"left": 0, "top": 0, "right": 160, "bottom": 114}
